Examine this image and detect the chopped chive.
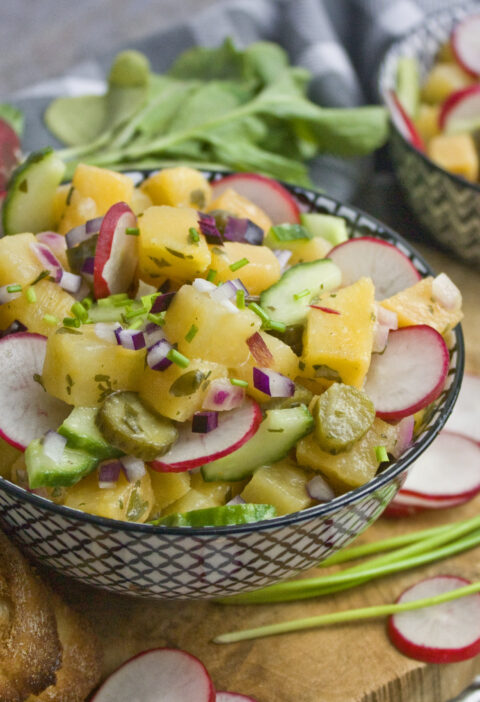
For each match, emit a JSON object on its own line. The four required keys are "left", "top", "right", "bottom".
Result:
{"left": 236, "top": 289, "right": 245, "bottom": 309}
{"left": 293, "top": 288, "right": 310, "bottom": 301}
{"left": 206, "top": 269, "right": 217, "bottom": 283}
{"left": 71, "top": 301, "right": 88, "bottom": 323}
{"left": 128, "top": 318, "right": 144, "bottom": 330}
{"left": 125, "top": 227, "right": 140, "bottom": 236}
{"left": 375, "top": 446, "right": 389, "bottom": 463}
{"left": 63, "top": 317, "right": 81, "bottom": 328}
{"left": 248, "top": 302, "right": 270, "bottom": 325}
{"left": 166, "top": 348, "right": 190, "bottom": 368}
{"left": 81, "top": 297, "right": 93, "bottom": 310}
{"left": 97, "top": 297, "right": 113, "bottom": 307}
{"left": 26, "top": 287, "right": 37, "bottom": 304}
{"left": 6, "top": 284, "right": 22, "bottom": 293}
{"left": 141, "top": 293, "right": 157, "bottom": 312}
{"left": 109, "top": 293, "right": 129, "bottom": 301}
{"left": 43, "top": 314, "right": 59, "bottom": 326}
{"left": 189, "top": 227, "right": 200, "bottom": 244}
{"left": 113, "top": 297, "right": 133, "bottom": 307}
{"left": 266, "top": 320, "right": 286, "bottom": 333}
{"left": 147, "top": 312, "right": 165, "bottom": 326}
{"left": 30, "top": 270, "right": 50, "bottom": 286}
{"left": 229, "top": 257, "right": 249, "bottom": 272}
{"left": 230, "top": 378, "right": 248, "bottom": 388}
{"left": 124, "top": 305, "right": 147, "bottom": 320}
{"left": 185, "top": 324, "right": 199, "bottom": 343}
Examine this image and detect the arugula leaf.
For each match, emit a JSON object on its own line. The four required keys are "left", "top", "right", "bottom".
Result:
{"left": 168, "top": 38, "right": 246, "bottom": 81}
{"left": 0, "top": 103, "right": 24, "bottom": 136}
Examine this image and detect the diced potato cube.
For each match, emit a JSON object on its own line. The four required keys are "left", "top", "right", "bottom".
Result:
{"left": 209, "top": 242, "right": 281, "bottom": 295}
{"left": 288, "top": 237, "right": 331, "bottom": 265}
{"left": 131, "top": 187, "right": 152, "bottom": 215}
{"left": 241, "top": 460, "right": 313, "bottom": 515}
{"left": 190, "top": 471, "right": 232, "bottom": 504}
{"left": 381, "top": 276, "right": 463, "bottom": 335}
{"left": 138, "top": 206, "right": 211, "bottom": 284}
{"left": 414, "top": 104, "right": 441, "bottom": 144}
{"left": 421, "top": 63, "right": 474, "bottom": 104}
{"left": 149, "top": 470, "right": 191, "bottom": 515}
{"left": 0, "top": 232, "right": 49, "bottom": 287}
{"left": 0, "top": 279, "right": 75, "bottom": 338}
{"left": 161, "top": 488, "right": 220, "bottom": 516}
{"left": 207, "top": 188, "right": 272, "bottom": 234}
{"left": 141, "top": 167, "right": 212, "bottom": 209}
{"left": 428, "top": 133, "right": 479, "bottom": 182}
{"left": 52, "top": 183, "right": 70, "bottom": 229}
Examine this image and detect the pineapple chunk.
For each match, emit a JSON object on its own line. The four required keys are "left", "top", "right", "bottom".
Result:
{"left": 42, "top": 325, "right": 146, "bottom": 405}
{"left": 207, "top": 188, "right": 272, "bottom": 233}
{"left": 241, "top": 460, "right": 313, "bottom": 516}
{"left": 190, "top": 471, "right": 232, "bottom": 505}
{"left": 149, "top": 470, "right": 191, "bottom": 515}
{"left": 428, "top": 133, "right": 479, "bottom": 182}
{"left": 301, "top": 277, "right": 375, "bottom": 388}
{"left": 58, "top": 164, "right": 134, "bottom": 234}
{"left": 381, "top": 276, "right": 463, "bottom": 335}
{"left": 139, "top": 358, "right": 227, "bottom": 421}
{"left": 138, "top": 206, "right": 211, "bottom": 284}
{"left": 209, "top": 242, "right": 281, "bottom": 295}
{"left": 131, "top": 187, "right": 152, "bottom": 215}
{"left": 288, "top": 237, "right": 331, "bottom": 265}
{"left": 161, "top": 488, "right": 220, "bottom": 516}
{"left": 163, "top": 284, "right": 261, "bottom": 366}
{"left": 141, "top": 167, "right": 212, "bottom": 209}
{"left": 64, "top": 470, "right": 154, "bottom": 523}
{"left": 414, "top": 104, "right": 441, "bottom": 144}
{"left": 296, "top": 418, "right": 398, "bottom": 493}
{"left": 421, "top": 63, "right": 474, "bottom": 104}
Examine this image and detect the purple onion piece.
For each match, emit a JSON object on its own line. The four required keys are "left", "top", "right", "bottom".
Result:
{"left": 81, "top": 257, "right": 95, "bottom": 275}
{"left": 150, "top": 291, "right": 176, "bottom": 313}
{"left": 202, "top": 378, "right": 245, "bottom": 411}
{"left": 144, "top": 323, "right": 166, "bottom": 349}
{"left": 223, "top": 216, "right": 264, "bottom": 246}
{"left": 114, "top": 326, "right": 146, "bottom": 351}
{"left": 307, "top": 475, "right": 335, "bottom": 503}
{"left": 272, "top": 249, "right": 292, "bottom": 271}
{"left": 43, "top": 430, "right": 67, "bottom": 463}
{"left": 36, "top": 232, "right": 67, "bottom": 258}
{"left": 60, "top": 270, "right": 83, "bottom": 294}
{"left": 121, "top": 455, "right": 146, "bottom": 482}
{"left": 98, "top": 460, "right": 122, "bottom": 487}
{"left": 65, "top": 223, "right": 88, "bottom": 249}
{"left": 30, "top": 243, "right": 63, "bottom": 283}
{"left": 147, "top": 338, "right": 173, "bottom": 371}
{"left": 198, "top": 212, "right": 223, "bottom": 244}
{"left": 85, "top": 216, "right": 103, "bottom": 235}
{"left": 252, "top": 367, "right": 295, "bottom": 398}
{"left": 192, "top": 410, "right": 218, "bottom": 434}
{"left": 210, "top": 280, "right": 239, "bottom": 302}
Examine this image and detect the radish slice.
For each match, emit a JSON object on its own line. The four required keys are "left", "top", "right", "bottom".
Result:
{"left": 328, "top": 237, "right": 421, "bottom": 300}
{"left": 445, "top": 373, "right": 480, "bottom": 443}
{"left": 364, "top": 325, "right": 449, "bottom": 421}
{"left": 0, "top": 118, "right": 21, "bottom": 191}
{"left": 383, "top": 489, "right": 469, "bottom": 518}
{"left": 91, "top": 648, "right": 215, "bottom": 702}
{"left": 388, "top": 576, "right": 480, "bottom": 663}
{"left": 150, "top": 398, "right": 262, "bottom": 472}
{"left": 211, "top": 173, "right": 300, "bottom": 225}
{"left": 216, "top": 694, "right": 258, "bottom": 701}
{"left": 93, "top": 202, "right": 138, "bottom": 299}
{"left": 384, "top": 90, "right": 425, "bottom": 151}
{"left": 439, "top": 85, "right": 480, "bottom": 132}
{"left": 451, "top": 15, "right": 480, "bottom": 78}
{"left": 0, "top": 333, "right": 70, "bottom": 451}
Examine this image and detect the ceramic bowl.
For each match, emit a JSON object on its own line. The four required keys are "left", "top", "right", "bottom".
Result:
{"left": 0, "top": 171, "right": 464, "bottom": 600}
{"left": 378, "top": 1, "right": 480, "bottom": 267}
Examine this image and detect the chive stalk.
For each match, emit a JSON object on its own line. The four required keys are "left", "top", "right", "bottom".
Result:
{"left": 229, "top": 258, "right": 249, "bottom": 272}
{"left": 26, "top": 287, "right": 37, "bottom": 303}
{"left": 166, "top": 348, "right": 190, "bottom": 368}
{"left": 236, "top": 289, "right": 245, "bottom": 309}
{"left": 230, "top": 378, "right": 248, "bottom": 388}
{"left": 6, "top": 284, "right": 22, "bottom": 293}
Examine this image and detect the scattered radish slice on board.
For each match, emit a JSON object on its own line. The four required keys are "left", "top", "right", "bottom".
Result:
{"left": 388, "top": 576, "right": 480, "bottom": 663}
{"left": 451, "top": 15, "right": 480, "bottom": 77}
{"left": 364, "top": 325, "right": 449, "bottom": 420}
{"left": 445, "top": 373, "right": 480, "bottom": 443}
{"left": 0, "top": 118, "right": 21, "bottom": 191}
{"left": 211, "top": 173, "right": 300, "bottom": 225}
{"left": 328, "top": 237, "right": 421, "bottom": 299}
{"left": 216, "top": 693, "right": 258, "bottom": 701}
{"left": 439, "top": 85, "right": 480, "bottom": 132}
{"left": 384, "top": 90, "right": 425, "bottom": 151}
{"left": 0, "top": 333, "right": 70, "bottom": 450}
{"left": 91, "top": 648, "right": 215, "bottom": 702}
{"left": 383, "top": 490, "right": 469, "bottom": 518}
{"left": 93, "top": 202, "right": 138, "bottom": 299}
{"left": 150, "top": 399, "right": 262, "bottom": 472}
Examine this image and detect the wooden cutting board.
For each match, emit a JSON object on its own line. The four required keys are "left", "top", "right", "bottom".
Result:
{"left": 44, "top": 243, "right": 480, "bottom": 702}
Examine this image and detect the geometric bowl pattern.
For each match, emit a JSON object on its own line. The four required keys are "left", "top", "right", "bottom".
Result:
{"left": 0, "top": 173, "right": 465, "bottom": 599}
{"left": 379, "top": 0, "right": 480, "bottom": 267}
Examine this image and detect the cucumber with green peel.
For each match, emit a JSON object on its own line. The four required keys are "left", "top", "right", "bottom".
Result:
{"left": 25, "top": 438, "right": 99, "bottom": 489}
{"left": 263, "top": 223, "right": 311, "bottom": 251}
{"left": 396, "top": 56, "right": 420, "bottom": 119}
{"left": 151, "top": 503, "right": 277, "bottom": 527}
{"left": 201, "top": 404, "right": 314, "bottom": 482}
{"left": 2, "top": 148, "right": 66, "bottom": 236}
{"left": 299, "top": 213, "right": 348, "bottom": 247}
{"left": 58, "top": 406, "right": 123, "bottom": 460}
{"left": 260, "top": 259, "right": 341, "bottom": 326}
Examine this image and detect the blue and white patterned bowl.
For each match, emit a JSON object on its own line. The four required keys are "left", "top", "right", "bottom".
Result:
{"left": 0, "top": 172, "right": 464, "bottom": 600}
{"left": 379, "top": 1, "right": 480, "bottom": 267}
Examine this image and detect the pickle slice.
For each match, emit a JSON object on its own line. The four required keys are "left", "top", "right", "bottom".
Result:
{"left": 314, "top": 383, "right": 375, "bottom": 454}
{"left": 96, "top": 391, "right": 178, "bottom": 460}
{"left": 150, "top": 503, "right": 277, "bottom": 527}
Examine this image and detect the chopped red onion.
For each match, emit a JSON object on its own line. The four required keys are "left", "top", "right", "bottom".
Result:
{"left": 121, "top": 455, "right": 146, "bottom": 482}
{"left": 147, "top": 338, "right": 173, "bottom": 371}
{"left": 98, "top": 460, "right": 122, "bottom": 488}
{"left": 247, "top": 332, "right": 274, "bottom": 367}
{"left": 193, "top": 278, "right": 217, "bottom": 294}
{"left": 60, "top": 270, "right": 83, "bottom": 294}
{"left": 375, "top": 304, "right": 398, "bottom": 330}
{"left": 150, "top": 291, "right": 176, "bottom": 313}
{"left": 36, "top": 232, "right": 67, "bottom": 260}
{"left": 272, "top": 249, "right": 292, "bottom": 271}
{"left": 226, "top": 495, "right": 246, "bottom": 506}
{"left": 95, "top": 322, "right": 120, "bottom": 345}
{"left": 86, "top": 216, "right": 103, "bottom": 235}
{"left": 210, "top": 279, "right": 249, "bottom": 303}
{"left": 223, "top": 216, "right": 263, "bottom": 246}
{"left": 202, "top": 378, "right": 245, "bottom": 411}
{"left": 114, "top": 326, "right": 146, "bottom": 351}
{"left": 309, "top": 305, "right": 340, "bottom": 315}
{"left": 198, "top": 212, "right": 223, "bottom": 244}
{"left": 43, "top": 430, "right": 67, "bottom": 463}
{"left": 253, "top": 367, "right": 295, "bottom": 397}
{"left": 307, "top": 475, "right": 335, "bottom": 502}
{"left": 192, "top": 410, "right": 219, "bottom": 433}
{"left": 66, "top": 216, "right": 103, "bottom": 248}
{"left": 432, "top": 273, "right": 462, "bottom": 311}
{"left": 144, "top": 322, "right": 166, "bottom": 349}
{"left": 81, "top": 257, "right": 95, "bottom": 275}
{"left": 0, "top": 285, "right": 21, "bottom": 304}
{"left": 372, "top": 322, "right": 390, "bottom": 353}
{"left": 390, "top": 415, "right": 415, "bottom": 459}
{"left": 30, "top": 243, "right": 63, "bottom": 283}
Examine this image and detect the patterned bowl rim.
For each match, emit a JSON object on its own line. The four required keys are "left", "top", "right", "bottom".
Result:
{"left": 378, "top": 0, "right": 480, "bottom": 195}
{"left": 0, "top": 173, "right": 465, "bottom": 536}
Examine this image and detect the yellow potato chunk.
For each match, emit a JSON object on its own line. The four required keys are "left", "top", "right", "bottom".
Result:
{"left": 161, "top": 488, "right": 220, "bottom": 516}
{"left": 207, "top": 188, "right": 272, "bottom": 234}
{"left": 414, "top": 104, "right": 441, "bottom": 144}
{"left": 131, "top": 187, "right": 152, "bottom": 215}
{"left": 428, "top": 133, "right": 479, "bottom": 182}
{"left": 421, "top": 63, "right": 474, "bottom": 104}
{"left": 190, "top": 471, "right": 232, "bottom": 504}
{"left": 209, "top": 242, "right": 281, "bottom": 295}
{"left": 149, "top": 470, "right": 191, "bottom": 515}
{"left": 52, "top": 183, "right": 71, "bottom": 229}
{"left": 241, "top": 460, "right": 313, "bottom": 515}
{"left": 141, "top": 167, "right": 212, "bottom": 209}
{"left": 288, "top": 237, "right": 331, "bottom": 265}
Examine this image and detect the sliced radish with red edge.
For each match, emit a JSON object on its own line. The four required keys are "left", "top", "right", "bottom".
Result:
{"left": 445, "top": 373, "right": 480, "bottom": 443}
{"left": 383, "top": 488, "right": 470, "bottom": 519}
{"left": 0, "top": 118, "right": 21, "bottom": 191}
{"left": 93, "top": 202, "right": 138, "bottom": 299}
{"left": 151, "top": 398, "right": 262, "bottom": 472}
{"left": 216, "top": 694, "right": 258, "bottom": 701}
{"left": 439, "top": 84, "right": 480, "bottom": 132}
{"left": 0, "top": 333, "right": 70, "bottom": 451}
{"left": 328, "top": 237, "right": 421, "bottom": 300}
{"left": 451, "top": 15, "right": 480, "bottom": 78}
{"left": 385, "top": 90, "right": 425, "bottom": 151}
{"left": 211, "top": 173, "right": 300, "bottom": 225}
{"left": 91, "top": 648, "right": 215, "bottom": 702}
{"left": 364, "top": 325, "right": 449, "bottom": 421}
{"left": 388, "top": 576, "right": 480, "bottom": 663}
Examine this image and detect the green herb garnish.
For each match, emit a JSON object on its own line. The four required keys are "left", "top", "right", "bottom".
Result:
{"left": 229, "top": 258, "right": 249, "bottom": 272}
{"left": 166, "top": 348, "right": 190, "bottom": 368}
{"left": 185, "top": 324, "right": 199, "bottom": 343}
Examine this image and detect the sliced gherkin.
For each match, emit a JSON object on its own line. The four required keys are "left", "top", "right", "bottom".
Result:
{"left": 265, "top": 383, "right": 313, "bottom": 410}
{"left": 314, "top": 383, "right": 375, "bottom": 454}
{"left": 96, "top": 391, "right": 177, "bottom": 460}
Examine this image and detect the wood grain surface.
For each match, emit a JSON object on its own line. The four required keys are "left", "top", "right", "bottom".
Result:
{"left": 42, "top": 241, "right": 480, "bottom": 702}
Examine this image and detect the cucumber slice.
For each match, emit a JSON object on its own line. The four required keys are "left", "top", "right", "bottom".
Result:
{"left": 96, "top": 391, "right": 178, "bottom": 461}
{"left": 260, "top": 259, "right": 341, "bottom": 326}
{"left": 2, "top": 148, "right": 66, "bottom": 236}
{"left": 263, "top": 223, "right": 311, "bottom": 251}
{"left": 151, "top": 503, "right": 277, "bottom": 527}
{"left": 201, "top": 405, "right": 314, "bottom": 482}
{"left": 299, "top": 213, "right": 348, "bottom": 246}
{"left": 25, "top": 438, "right": 99, "bottom": 489}
{"left": 58, "top": 406, "right": 123, "bottom": 460}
